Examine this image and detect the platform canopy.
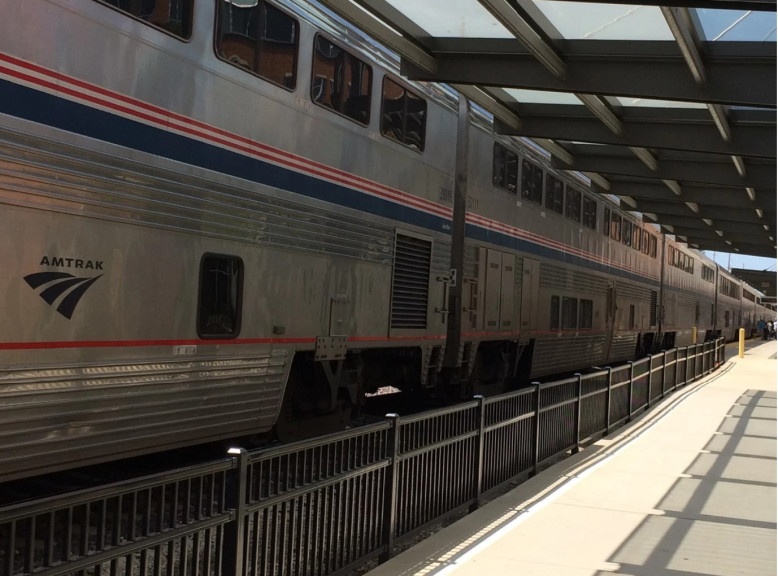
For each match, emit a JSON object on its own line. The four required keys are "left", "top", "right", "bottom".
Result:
{"left": 313, "top": 0, "right": 777, "bottom": 257}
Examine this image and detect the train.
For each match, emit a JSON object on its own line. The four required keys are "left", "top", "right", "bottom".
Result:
{"left": 0, "top": 0, "right": 773, "bottom": 483}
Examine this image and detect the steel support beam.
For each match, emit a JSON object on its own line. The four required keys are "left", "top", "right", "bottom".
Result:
{"left": 494, "top": 107, "right": 776, "bottom": 158}
{"left": 551, "top": 153, "right": 777, "bottom": 189}
{"left": 556, "top": 0, "right": 776, "bottom": 11}
{"left": 403, "top": 40, "right": 776, "bottom": 108}
{"left": 607, "top": 180, "right": 775, "bottom": 209}
{"left": 634, "top": 201, "right": 773, "bottom": 223}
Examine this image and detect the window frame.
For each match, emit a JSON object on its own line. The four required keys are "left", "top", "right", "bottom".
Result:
{"left": 197, "top": 253, "right": 244, "bottom": 339}
{"left": 380, "top": 76, "right": 427, "bottom": 152}
{"left": 98, "top": 0, "right": 194, "bottom": 39}
{"left": 493, "top": 143, "right": 518, "bottom": 193}
{"left": 520, "top": 159, "right": 543, "bottom": 205}
{"left": 310, "top": 34, "right": 373, "bottom": 126}
{"left": 544, "top": 173, "right": 564, "bottom": 213}
{"left": 214, "top": 0, "right": 299, "bottom": 89}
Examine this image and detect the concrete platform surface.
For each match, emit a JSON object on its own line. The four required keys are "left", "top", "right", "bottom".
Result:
{"left": 367, "top": 340, "right": 777, "bottom": 576}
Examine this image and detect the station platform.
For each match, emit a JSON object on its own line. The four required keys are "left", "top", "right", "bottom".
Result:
{"left": 367, "top": 340, "right": 777, "bottom": 576}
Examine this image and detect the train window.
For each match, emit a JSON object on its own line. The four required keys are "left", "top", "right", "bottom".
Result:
{"left": 582, "top": 197, "right": 597, "bottom": 229}
{"left": 311, "top": 35, "right": 372, "bottom": 125}
{"left": 99, "top": 0, "right": 193, "bottom": 38}
{"left": 561, "top": 297, "right": 578, "bottom": 330}
{"left": 564, "top": 188, "right": 581, "bottom": 223}
{"left": 550, "top": 295, "right": 560, "bottom": 330}
{"left": 667, "top": 246, "right": 674, "bottom": 265}
{"left": 629, "top": 305, "right": 635, "bottom": 330}
{"left": 649, "top": 235, "right": 657, "bottom": 258}
{"left": 521, "top": 159, "right": 543, "bottom": 204}
{"left": 544, "top": 174, "right": 564, "bottom": 213}
{"left": 381, "top": 77, "right": 426, "bottom": 151}
{"left": 215, "top": 0, "right": 298, "bottom": 89}
{"left": 493, "top": 143, "right": 518, "bottom": 192}
{"left": 622, "top": 220, "right": 632, "bottom": 247}
{"left": 579, "top": 299, "right": 593, "bottom": 330}
{"left": 610, "top": 214, "right": 621, "bottom": 241}
{"left": 603, "top": 208, "right": 611, "bottom": 236}
{"left": 632, "top": 225, "right": 642, "bottom": 251}
{"left": 197, "top": 254, "right": 243, "bottom": 338}
{"left": 642, "top": 230, "right": 650, "bottom": 255}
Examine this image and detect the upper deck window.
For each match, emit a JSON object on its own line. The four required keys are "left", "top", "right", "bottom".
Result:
{"left": 312, "top": 35, "right": 372, "bottom": 125}
{"left": 545, "top": 174, "right": 564, "bottom": 213}
{"left": 381, "top": 77, "right": 426, "bottom": 151}
{"left": 582, "top": 197, "right": 597, "bottom": 229}
{"left": 493, "top": 144, "right": 518, "bottom": 193}
{"left": 521, "top": 159, "right": 543, "bottom": 204}
{"left": 216, "top": 0, "right": 299, "bottom": 89}
{"left": 100, "top": 0, "right": 193, "bottom": 38}
{"left": 564, "top": 188, "right": 581, "bottom": 223}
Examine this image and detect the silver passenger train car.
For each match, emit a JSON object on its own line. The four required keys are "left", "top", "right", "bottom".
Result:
{"left": 0, "top": 0, "right": 772, "bottom": 482}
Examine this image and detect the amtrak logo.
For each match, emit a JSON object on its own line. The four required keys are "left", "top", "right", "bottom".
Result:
{"left": 24, "top": 272, "right": 103, "bottom": 319}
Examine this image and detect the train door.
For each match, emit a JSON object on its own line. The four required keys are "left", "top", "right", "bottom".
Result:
{"left": 604, "top": 281, "right": 616, "bottom": 358}
{"left": 484, "top": 249, "right": 501, "bottom": 331}
{"left": 483, "top": 249, "right": 515, "bottom": 331}
{"left": 500, "top": 253, "right": 515, "bottom": 331}
{"left": 520, "top": 258, "right": 539, "bottom": 333}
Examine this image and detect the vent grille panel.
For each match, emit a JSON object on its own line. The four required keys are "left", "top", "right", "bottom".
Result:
{"left": 391, "top": 234, "right": 431, "bottom": 329}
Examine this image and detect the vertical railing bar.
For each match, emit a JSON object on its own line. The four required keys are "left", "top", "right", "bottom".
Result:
{"left": 627, "top": 361, "right": 634, "bottom": 422}
{"left": 223, "top": 447, "right": 248, "bottom": 576}
{"left": 532, "top": 382, "right": 541, "bottom": 475}
{"left": 471, "top": 395, "right": 486, "bottom": 511}
{"left": 45, "top": 510, "right": 55, "bottom": 568}
{"left": 645, "top": 354, "right": 653, "bottom": 409}
{"left": 661, "top": 351, "right": 667, "bottom": 398}
{"left": 605, "top": 366, "right": 613, "bottom": 434}
{"left": 673, "top": 348, "right": 678, "bottom": 391}
{"left": 573, "top": 374, "right": 582, "bottom": 453}
{"left": 380, "top": 413, "right": 401, "bottom": 562}
{"left": 81, "top": 503, "right": 90, "bottom": 560}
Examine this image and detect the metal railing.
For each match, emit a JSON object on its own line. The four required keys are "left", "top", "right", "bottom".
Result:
{"left": 0, "top": 339, "right": 726, "bottom": 576}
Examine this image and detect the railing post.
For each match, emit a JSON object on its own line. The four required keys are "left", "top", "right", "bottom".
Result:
{"left": 380, "top": 413, "right": 401, "bottom": 562}
{"left": 605, "top": 366, "right": 612, "bottom": 435}
{"left": 573, "top": 373, "right": 582, "bottom": 454}
{"left": 223, "top": 447, "right": 249, "bottom": 576}
{"left": 532, "top": 382, "right": 542, "bottom": 476}
{"left": 671, "top": 349, "right": 677, "bottom": 391}
{"left": 627, "top": 361, "right": 634, "bottom": 422}
{"left": 661, "top": 351, "right": 667, "bottom": 398}
{"left": 646, "top": 354, "right": 653, "bottom": 409}
{"left": 471, "top": 395, "right": 486, "bottom": 511}
{"left": 685, "top": 346, "right": 691, "bottom": 384}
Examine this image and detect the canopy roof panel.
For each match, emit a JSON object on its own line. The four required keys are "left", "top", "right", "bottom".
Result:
{"left": 313, "top": 0, "right": 777, "bottom": 257}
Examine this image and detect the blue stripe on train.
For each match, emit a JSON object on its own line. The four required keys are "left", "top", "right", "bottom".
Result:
{"left": 1, "top": 77, "right": 658, "bottom": 286}
{"left": 0, "top": 78, "right": 450, "bottom": 233}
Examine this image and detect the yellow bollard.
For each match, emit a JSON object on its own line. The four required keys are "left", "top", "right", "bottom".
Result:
{"left": 691, "top": 326, "right": 698, "bottom": 344}
{"left": 739, "top": 328, "right": 745, "bottom": 358}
